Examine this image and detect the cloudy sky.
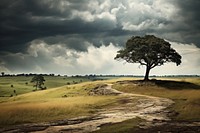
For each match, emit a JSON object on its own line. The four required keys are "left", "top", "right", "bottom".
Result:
{"left": 0, "top": 0, "right": 200, "bottom": 76}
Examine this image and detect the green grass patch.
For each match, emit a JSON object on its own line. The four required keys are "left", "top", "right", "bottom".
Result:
{"left": 0, "top": 76, "right": 92, "bottom": 99}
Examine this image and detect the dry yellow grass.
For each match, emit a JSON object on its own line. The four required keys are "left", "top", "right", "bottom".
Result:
{"left": 0, "top": 96, "right": 117, "bottom": 126}
{"left": 0, "top": 81, "right": 118, "bottom": 127}
{"left": 113, "top": 77, "right": 200, "bottom": 121}
{"left": 1, "top": 77, "right": 199, "bottom": 127}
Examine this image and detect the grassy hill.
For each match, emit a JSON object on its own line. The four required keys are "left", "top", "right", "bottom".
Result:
{"left": 0, "top": 77, "right": 199, "bottom": 131}
{"left": 0, "top": 79, "right": 121, "bottom": 127}
{"left": 0, "top": 76, "right": 91, "bottom": 99}
{"left": 113, "top": 77, "right": 200, "bottom": 121}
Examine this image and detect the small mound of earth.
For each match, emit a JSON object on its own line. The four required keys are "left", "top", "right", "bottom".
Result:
{"left": 116, "top": 80, "right": 156, "bottom": 86}
{"left": 89, "top": 84, "right": 122, "bottom": 95}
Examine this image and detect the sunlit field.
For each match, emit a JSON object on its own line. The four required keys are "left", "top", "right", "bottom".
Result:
{"left": 0, "top": 76, "right": 91, "bottom": 99}
{"left": 0, "top": 76, "right": 200, "bottom": 130}
{"left": 0, "top": 81, "right": 118, "bottom": 127}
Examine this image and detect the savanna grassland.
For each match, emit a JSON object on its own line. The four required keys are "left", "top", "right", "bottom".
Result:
{"left": 0, "top": 76, "right": 200, "bottom": 132}
{"left": 113, "top": 77, "right": 200, "bottom": 121}
{"left": 0, "top": 77, "right": 120, "bottom": 127}
{"left": 94, "top": 77, "right": 200, "bottom": 133}
{"left": 0, "top": 83, "right": 115, "bottom": 126}
{"left": 0, "top": 76, "right": 91, "bottom": 99}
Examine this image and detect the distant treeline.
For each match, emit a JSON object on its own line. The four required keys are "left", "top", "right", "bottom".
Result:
{"left": 0, "top": 73, "right": 57, "bottom": 77}
{"left": 0, "top": 73, "right": 199, "bottom": 78}
{"left": 71, "top": 74, "right": 200, "bottom": 78}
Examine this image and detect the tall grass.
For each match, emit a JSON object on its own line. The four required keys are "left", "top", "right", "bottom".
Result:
{"left": 0, "top": 96, "right": 116, "bottom": 127}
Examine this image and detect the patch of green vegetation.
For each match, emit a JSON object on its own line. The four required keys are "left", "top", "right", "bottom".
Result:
{"left": 0, "top": 76, "right": 33, "bottom": 97}
{"left": 113, "top": 78, "right": 200, "bottom": 121}
{"left": 0, "top": 76, "right": 91, "bottom": 99}
{"left": 93, "top": 118, "right": 143, "bottom": 133}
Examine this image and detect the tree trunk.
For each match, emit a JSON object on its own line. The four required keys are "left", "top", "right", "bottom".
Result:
{"left": 144, "top": 65, "right": 150, "bottom": 81}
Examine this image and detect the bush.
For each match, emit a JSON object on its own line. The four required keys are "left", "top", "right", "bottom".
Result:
{"left": 41, "top": 86, "right": 47, "bottom": 90}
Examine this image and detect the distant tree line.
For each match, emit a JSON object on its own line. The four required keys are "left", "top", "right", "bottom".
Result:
{"left": 0, "top": 72, "right": 199, "bottom": 78}
{"left": 0, "top": 73, "right": 59, "bottom": 77}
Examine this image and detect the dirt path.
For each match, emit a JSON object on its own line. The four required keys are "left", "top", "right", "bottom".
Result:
{"left": 1, "top": 84, "right": 185, "bottom": 133}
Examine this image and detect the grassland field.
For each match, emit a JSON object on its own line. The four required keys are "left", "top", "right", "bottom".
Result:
{"left": 0, "top": 76, "right": 121, "bottom": 127}
{"left": 113, "top": 77, "right": 200, "bottom": 121}
{"left": 0, "top": 76, "right": 92, "bottom": 98}
{"left": 0, "top": 76, "right": 200, "bottom": 132}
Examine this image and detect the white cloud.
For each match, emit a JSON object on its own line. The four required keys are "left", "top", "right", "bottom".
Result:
{"left": 71, "top": 10, "right": 95, "bottom": 22}
{"left": 118, "top": 0, "right": 178, "bottom": 31}
{"left": 150, "top": 41, "right": 200, "bottom": 75}
{"left": 111, "top": 3, "right": 126, "bottom": 15}
{"left": 122, "top": 19, "right": 164, "bottom": 31}
{"left": 77, "top": 43, "right": 118, "bottom": 71}
{"left": 70, "top": 0, "right": 116, "bottom": 23}
{"left": 1, "top": 39, "right": 200, "bottom": 75}
{"left": 71, "top": 9, "right": 116, "bottom": 24}
{"left": 97, "top": 12, "right": 116, "bottom": 21}
{"left": 100, "top": 0, "right": 111, "bottom": 10}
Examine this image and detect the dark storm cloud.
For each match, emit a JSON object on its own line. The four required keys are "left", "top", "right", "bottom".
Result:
{"left": 0, "top": 0, "right": 118, "bottom": 53}
{"left": 156, "top": 0, "right": 200, "bottom": 46}
{"left": 175, "top": 0, "right": 200, "bottom": 46}
{"left": 1, "top": 0, "right": 200, "bottom": 53}
{"left": 0, "top": 0, "right": 200, "bottom": 74}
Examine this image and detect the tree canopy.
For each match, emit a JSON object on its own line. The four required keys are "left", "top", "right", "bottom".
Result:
{"left": 31, "top": 75, "right": 45, "bottom": 90}
{"left": 115, "top": 35, "right": 182, "bottom": 80}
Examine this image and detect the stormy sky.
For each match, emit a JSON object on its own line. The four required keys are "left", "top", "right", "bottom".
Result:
{"left": 0, "top": 0, "right": 200, "bottom": 75}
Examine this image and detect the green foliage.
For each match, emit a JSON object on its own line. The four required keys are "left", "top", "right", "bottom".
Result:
{"left": 1, "top": 72, "right": 5, "bottom": 76}
{"left": 30, "top": 75, "right": 45, "bottom": 90}
{"left": 115, "top": 35, "right": 182, "bottom": 80}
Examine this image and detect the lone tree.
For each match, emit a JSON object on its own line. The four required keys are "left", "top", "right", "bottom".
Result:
{"left": 1, "top": 72, "right": 5, "bottom": 77}
{"left": 115, "top": 35, "right": 182, "bottom": 81}
{"left": 31, "top": 75, "right": 45, "bottom": 90}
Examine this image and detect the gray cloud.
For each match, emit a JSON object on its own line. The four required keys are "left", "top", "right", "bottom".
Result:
{"left": 1, "top": 0, "right": 200, "bottom": 53}
{"left": 1, "top": 41, "right": 200, "bottom": 75}
{"left": 0, "top": 0, "right": 200, "bottom": 74}
{"left": 174, "top": 0, "right": 200, "bottom": 45}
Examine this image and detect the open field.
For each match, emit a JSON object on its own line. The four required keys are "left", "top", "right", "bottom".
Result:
{"left": 0, "top": 76, "right": 91, "bottom": 99}
{"left": 0, "top": 81, "right": 121, "bottom": 127}
{"left": 0, "top": 77, "right": 200, "bottom": 132}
